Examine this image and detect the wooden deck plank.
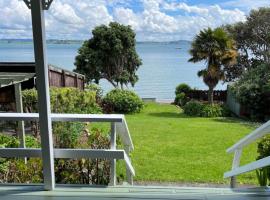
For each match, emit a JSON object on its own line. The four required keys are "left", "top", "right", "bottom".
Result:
{"left": 0, "top": 185, "right": 269, "bottom": 200}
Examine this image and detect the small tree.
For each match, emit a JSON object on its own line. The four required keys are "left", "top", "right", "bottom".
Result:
{"left": 74, "top": 22, "right": 142, "bottom": 89}
{"left": 189, "top": 28, "right": 237, "bottom": 104}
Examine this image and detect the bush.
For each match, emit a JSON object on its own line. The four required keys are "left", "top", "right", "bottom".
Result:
{"left": 0, "top": 130, "right": 112, "bottom": 185}
{"left": 174, "top": 83, "right": 191, "bottom": 106}
{"left": 256, "top": 135, "right": 270, "bottom": 186}
{"left": 174, "top": 93, "right": 189, "bottom": 107}
{"left": 103, "top": 89, "right": 143, "bottom": 114}
{"left": 183, "top": 101, "right": 229, "bottom": 117}
{"left": 231, "top": 64, "right": 270, "bottom": 120}
{"left": 22, "top": 87, "right": 102, "bottom": 148}
{"left": 175, "top": 83, "right": 191, "bottom": 95}
{"left": 183, "top": 101, "right": 204, "bottom": 116}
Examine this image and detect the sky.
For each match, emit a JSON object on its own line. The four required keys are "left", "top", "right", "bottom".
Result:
{"left": 0, "top": 0, "right": 269, "bottom": 41}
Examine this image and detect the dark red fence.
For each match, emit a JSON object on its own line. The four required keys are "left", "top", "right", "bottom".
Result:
{"left": 186, "top": 90, "right": 227, "bottom": 102}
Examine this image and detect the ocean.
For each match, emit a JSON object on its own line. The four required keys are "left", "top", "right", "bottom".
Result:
{"left": 0, "top": 40, "right": 226, "bottom": 100}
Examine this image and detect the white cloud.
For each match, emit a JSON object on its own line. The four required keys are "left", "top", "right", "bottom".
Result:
{"left": 0, "top": 0, "right": 251, "bottom": 41}
{"left": 222, "top": 0, "right": 270, "bottom": 11}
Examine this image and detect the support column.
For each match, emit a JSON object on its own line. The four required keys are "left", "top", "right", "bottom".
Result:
{"left": 30, "top": 0, "right": 55, "bottom": 190}
{"left": 110, "top": 122, "right": 116, "bottom": 186}
{"left": 14, "top": 83, "right": 25, "bottom": 149}
{"left": 124, "top": 146, "right": 133, "bottom": 185}
{"left": 230, "top": 149, "right": 242, "bottom": 188}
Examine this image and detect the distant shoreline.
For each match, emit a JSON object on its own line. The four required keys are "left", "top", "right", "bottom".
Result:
{"left": 0, "top": 39, "right": 191, "bottom": 45}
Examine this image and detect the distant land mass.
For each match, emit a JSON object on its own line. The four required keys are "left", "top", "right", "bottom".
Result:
{"left": 0, "top": 39, "right": 191, "bottom": 45}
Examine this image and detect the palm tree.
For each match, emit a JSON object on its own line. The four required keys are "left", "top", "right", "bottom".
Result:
{"left": 189, "top": 28, "right": 238, "bottom": 105}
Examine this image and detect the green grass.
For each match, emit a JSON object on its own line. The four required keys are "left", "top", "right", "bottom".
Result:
{"left": 92, "top": 102, "right": 260, "bottom": 185}
{"left": 126, "top": 103, "right": 260, "bottom": 185}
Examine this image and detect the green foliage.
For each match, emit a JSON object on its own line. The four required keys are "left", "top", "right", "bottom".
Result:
{"left": 256, "top": 135, "right": 270, "bottom": 186}
{"left": 189, "top": 27, "right": 237, "bottom": 104}
{"left": 225, "top": 8, "right": 270, "bottom": 81}
{"left": 103, "top": 89, "right": 144, "bottom": 114}
{"left": 183, "top": 101, "right": 204, "bottom": 117}
{"left": 175, "top": 83, "right": 191, "bottom": 95}
{"left": 0, "top": 134, "right": 42, "bottom": 183}
{"left": 85, "top": 83, "right": 103, "bottom": 102}
{"left": 55, "top": 129, "right": 111, "bottom": 185}
{"left": 231, "top": 64, "right": 270, "bottom": 120}
{"left": 174, "top": 83, "right": 191, "bottom": 106}
{"left": 22, "top": 87, "right": 102, "bottom": 148}
{"left": 0, "top": 134, "right": 19, "bottom": 148}
{"left": 74, "top": 22, "right": 142, "bottom": 88}
{"left": 183, "top": 101, "right": 229, "bottom": 117}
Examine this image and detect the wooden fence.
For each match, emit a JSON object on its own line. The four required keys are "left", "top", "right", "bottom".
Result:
{"left": 186, "top": 90, "right": 227, "bottom": 102}
{"left": 0, "top": 63, "right": 85, "bottom": 111}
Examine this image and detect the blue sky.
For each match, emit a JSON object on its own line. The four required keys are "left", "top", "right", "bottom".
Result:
{"left": 0, "top": 0, "right": 269, "bottom": 41}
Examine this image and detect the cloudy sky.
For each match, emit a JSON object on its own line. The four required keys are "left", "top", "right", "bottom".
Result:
{"left": 0, "top": 0, "right": 269, "bottom": 41}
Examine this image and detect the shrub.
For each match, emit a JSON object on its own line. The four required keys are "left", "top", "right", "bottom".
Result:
{"left": 175, "top": 83, "right": 191, "bottom": 95}
{"left": 22, "top": 87, "right": 102, "bottom": 148}
{"left": 201, "top": 104, "right": 224, "bottom": 118}
{"left": 231, "top": 64, "right": 270, "bottom": 120}
{"left": 174, "top": 83, "right": 192, "bottom": 106}
{"left": 0, "top": 134, "right": 42, "bottom": 184}
{"left": 183, "top": 101, "right": 229, "bottom": 117}
{"left": 0, "top": 130, "right": 112, "bottom": 185}
{"left": 174, "top": 93, "right": 189, "bottom": 107}
{"left": 103, "top": 89, "right": 143, "bottom": 114}
{"left": 183, "top": 101, "right": 204, "bottom": 116}
{"left": 256, "top": 135, "right": 270, "bottom": 186}
{"left": 85, "top": 84, "right": 103, "bottom": 103}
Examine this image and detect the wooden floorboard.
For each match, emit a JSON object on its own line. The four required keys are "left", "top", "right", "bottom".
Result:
{"left": 0, "top": 185, "right": 269, "bottom": 200}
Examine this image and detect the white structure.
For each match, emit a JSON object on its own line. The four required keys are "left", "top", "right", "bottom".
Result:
{"left": 224, "top": 120, "right": 270, "bottom": 187}
{"left": 0, "top": 0, "right": 135, "bottom": 191}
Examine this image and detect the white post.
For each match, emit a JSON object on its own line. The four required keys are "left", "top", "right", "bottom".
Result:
{"left": 14, "top": 83, "right": 25, "bottom": 149}
{"left": 110, "top": 122, "right": 116, "bottom": 186}
{"left": 14, "top": 83, "right": 27, "bottom": 164}
{"left": 30, "top": 0, "right": 55, "bottom": 190}
{"left": 124, "top": 145, "right": 133, "bottom": 185}
{"left": 230, "top": 149, "right": 242, "bottom": 188}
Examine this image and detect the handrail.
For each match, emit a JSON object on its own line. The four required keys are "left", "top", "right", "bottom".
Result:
{"left": 224, "top": 120, "right": 270, "bottom": 186}
{"left": 0, "top": 113, "right": 135, "bottom": 185}
{"left": 227, "top": 120, "right": 270, "bottom": 153}
{"left": 0, "top": 113, "right": 133, "bottom": 151}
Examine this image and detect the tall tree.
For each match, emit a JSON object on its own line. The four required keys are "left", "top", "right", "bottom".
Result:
{"left": 224, "top": 7, "right": 270, "bottom": 81}
{"left": 74, "top": 22, "right": 142, "bottom": 88}
{"left": 189, "top": 28, "right": 238, "bottom": 104}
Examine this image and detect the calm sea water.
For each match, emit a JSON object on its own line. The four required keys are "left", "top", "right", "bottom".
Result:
{"left": 0, "top": 41, "right": 226, "bottom": 100}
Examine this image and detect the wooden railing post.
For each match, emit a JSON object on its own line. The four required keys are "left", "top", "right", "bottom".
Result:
{"left": 124, "top": 145, "right": 133, "bottom": 185}
{"left": 110, "top": 122, "right": 117, "bottom": 186}
{"left": 230, "top": 149, "right": 242, "bottom": 188}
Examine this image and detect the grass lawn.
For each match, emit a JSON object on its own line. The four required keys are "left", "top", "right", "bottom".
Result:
{"left": 123, "top": 102, "right": 259, "bottom": 185}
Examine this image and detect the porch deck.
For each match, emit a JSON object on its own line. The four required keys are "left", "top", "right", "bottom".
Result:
{"left": 0, "top": 185, "right": 269, "bottom": 200}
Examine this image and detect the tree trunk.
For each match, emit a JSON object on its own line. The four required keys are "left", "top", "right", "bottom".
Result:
{"left": 208, "top": 86, "right": 214, "bottom": 105}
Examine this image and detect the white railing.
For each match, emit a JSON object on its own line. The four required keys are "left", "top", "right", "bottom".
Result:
{"left": 0, "top": 113, "right": 135, "bottom": 186}
{"left": 224, "top": 120, "right": 270, "bottom": 185}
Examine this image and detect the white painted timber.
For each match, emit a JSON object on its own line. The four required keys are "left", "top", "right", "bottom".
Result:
{"left": 0, "top": 148, "right": 135, "bottom": 176}
{"left": 31, "top": 0, "right": 55, "bottom": 190}
{"left": 116, "top": 118, "right": 134, "bottom": 151}
{"left": 227, "top": 120, "right": 270, "bottom": 153}
{"left": 110, "top": 123, "right": 117, "bottom": 186}
{"left": 0, "top": 148, "right": 42, "bottom": 158}
{"left": 224, "top": 156, "right": 270, "bottom": 178}
{"left": 51, "top": 113, "right": 124, "bottom": 123}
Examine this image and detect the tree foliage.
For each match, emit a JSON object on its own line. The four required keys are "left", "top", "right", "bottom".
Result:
{"left": 189, "top": 28, "right": 237, "bottom": 104}
{"left": 231, "top": 64, "right": 270, "bottom": 120}
{"left": 224, "top": 7, "right": 270, "bottom": 81}
{"left": 75, "top": 22, "right": 142, "bottom": 88}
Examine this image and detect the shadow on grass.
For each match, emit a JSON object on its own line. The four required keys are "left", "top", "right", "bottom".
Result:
{"left": 210, "top": 118, "right": 260, "bottom": 128}
{"left": 148, "top": 112, "right": 195, "bottom": 119}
